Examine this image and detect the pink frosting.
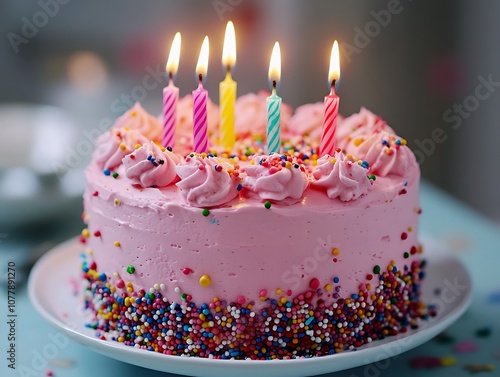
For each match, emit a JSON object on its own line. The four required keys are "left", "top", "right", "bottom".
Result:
{"left": 287, "top": 102, "right": 324, "bottom": 141}
{"left": 122, "top": 141, "right": 180, "bottom": 188}
{"left": 84, "top": 159, "right": 421, "bottom": 310}
{"left": 345, "top": 131, "right": 416, "bottom": 177}
{"left": 336, "top": 107, "right": 394, "bottom": 150}
{"left": 311, "top": 151, "right": 373, "bottom": 201}
{"left": 241, "top": 154, "right": 309, "bottom": 202}
{"left": 235, "top": 91, "right": 292, "bottom": 137}
{"left": 94, "top": 128, "right": 148, "bottom": 170}
{"left": 114, "top": 102, "right": 163, "bottom": 142}
{"left": 176, "top": 156, "right": 239, "bottom": 207}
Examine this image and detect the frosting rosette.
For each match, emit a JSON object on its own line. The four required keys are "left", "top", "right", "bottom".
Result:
{"left": 235, "top": 91, "right": 292, "bottom": 137}
{"left": 176, "top": 156, "right": 239, "bottom": 207}
{"left": 241, "top": 154, "right": 308, "bottom": 202}
{"left": 122, "top": 141, "right": 180, "bottom": 188}
{"left": 114, "top": 102, "right": 163, "bottom": 142}
{"left": 311, "top": 151, "right": 373, "bottom": 202}
{"left": 336, "top": 107, "right": 394, "bottom": 150}
{"left": 94, "top": 128, "right": 148, "bottom": 170}
{"left": 345, "top": 131, "right": 416, "bottom": 177}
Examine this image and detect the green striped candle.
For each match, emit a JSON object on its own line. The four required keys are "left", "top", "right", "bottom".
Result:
{"left": 267, "top": 88, "right": 281, "bottom": 154}
{"left": 266, "top": 42, "right": 282, "bottom": 154}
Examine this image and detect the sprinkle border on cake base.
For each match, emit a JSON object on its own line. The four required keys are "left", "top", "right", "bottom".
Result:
{"left": 82, "top": 253, "right": 433, "bottom": 360}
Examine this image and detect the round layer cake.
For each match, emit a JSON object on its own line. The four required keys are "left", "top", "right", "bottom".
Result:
{"left": 81, "top": 98, "right": 428, "bottom": 359}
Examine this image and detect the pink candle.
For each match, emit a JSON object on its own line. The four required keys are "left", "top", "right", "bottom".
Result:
{"left": 320, "top": 86, "right": 339, "bottom": 156}
{"left": 320, "top": 40, "right": 341, "bottom": 156}
{"left": 162, "top": 77, "right": 179, "bottom": 148}
{"left": 192, "top": 36, "right": 209, "bottom": 153}
{"left": 162, "top": 32, "right": 181, "bottom": 148}
{"left": 192, "top": 81, "right": 208, "bottom": 153}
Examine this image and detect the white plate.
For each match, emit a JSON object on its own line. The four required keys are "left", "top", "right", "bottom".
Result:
{"left": 29, "top": 238, "right": 472, "bottom": 377}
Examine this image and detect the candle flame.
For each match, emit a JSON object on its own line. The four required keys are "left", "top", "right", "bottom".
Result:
{"left": 196, "top": 36, "right": 209, "bottom": 78}
{"left": 166, "top": 32, "right": 181, "bottom": 75}
{"left": 268, "top": 41, "right": 281, "bottom": 84}
{"left": 328, "top": 40, "right": 340, "bottom": 84}
{"left": 222, "top": 21, "right": 236, "bottom": 68}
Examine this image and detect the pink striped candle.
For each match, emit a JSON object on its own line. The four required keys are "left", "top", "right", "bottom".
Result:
{"left": 192, "top": 36, "right": 209, "bottom": 153}
{"left": 320, "top": 86, "right": 339, "bottom": 156}
{"left": 162, "top": 32, "right": 181, "bottom": 148}
{"left": 192, "top": 81, "right": 208, "bottom": 153}
{"left": 320, "top": 40, "right": 341, "bottom": 156}
{"left": 162, "top": 77, "right": 179, "bottom": 148}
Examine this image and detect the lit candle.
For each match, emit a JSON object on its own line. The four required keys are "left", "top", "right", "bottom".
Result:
{"left": 192, "top": 36, "right": 209, "bottom": 153}
{"left": 266, "top": 42, "right": 282, "bottom": 154}
{"left": 219, "top": 21, "right": 237, "bottom": 151}
{"left": 320, "top": 40, "right": 340, "bottom": 156}
{"left": 162, "top": 32, "right": 181, "bottom": 148}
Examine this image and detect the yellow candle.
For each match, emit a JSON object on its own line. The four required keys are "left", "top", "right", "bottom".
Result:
{"left": 219, "top": 21, "right": 237, "bottom": 150}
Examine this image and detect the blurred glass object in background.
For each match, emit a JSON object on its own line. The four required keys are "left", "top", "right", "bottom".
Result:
{"left": 0, "top": 104, "right": 83, "bottom": 228}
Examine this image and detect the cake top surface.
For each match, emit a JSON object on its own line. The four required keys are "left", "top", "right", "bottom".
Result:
{"left": 87, "top": 94, "right": 419, "bottom": 210}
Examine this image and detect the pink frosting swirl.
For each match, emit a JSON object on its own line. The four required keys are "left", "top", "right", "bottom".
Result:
{"left": 114, "top": 102, "right": 163, "bottom": 142}
{"left": 122, "top": 141, "right": 180, "bottom": 188}
{"left": 336, "top": 107, "right": 394, "bottom": 151}
{"left": 175, "top": 156, "right": 239, "bottom": 207}
{"left": 241, "top": 154, "right": 308, "bottom": 202}
{"left": 311, "top": 151, "right": 373, "bottom": 201}
{"left": 235, "top": 91, "right": 292, "bottom": 137}
{"left": 345, "top": 131, "right": 416, "bottom": 177}
{"left": 94, "top": 128, "right": 148, "bottom": 170}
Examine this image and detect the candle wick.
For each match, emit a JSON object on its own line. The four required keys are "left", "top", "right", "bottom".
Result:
{"left": 271, "top": 80, "right": 277, "bottom": 95}
{"left": 226, "top": 65, "right": 231, "bottom": 75}
{"left": 331, "top": 80, "right": 336, "bottom": 93}
{"left": 169, "top": 72, "right": 173, "bottom": 81}
{"left": 198, "top": 73, "right": 203, "bottom": 85}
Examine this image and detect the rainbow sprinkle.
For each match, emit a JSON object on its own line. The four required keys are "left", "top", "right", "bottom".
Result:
{"left": 82, "top": 257, "right": 430, "bottom": 360}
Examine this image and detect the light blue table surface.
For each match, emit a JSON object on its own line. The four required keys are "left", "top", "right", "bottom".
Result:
{"left": 1, "top": 181, "right": 499, "bottom": 377}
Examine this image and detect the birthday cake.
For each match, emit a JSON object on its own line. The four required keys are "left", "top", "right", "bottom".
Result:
{"left": 81, "top": 96, "right": 429, "bottom": 359}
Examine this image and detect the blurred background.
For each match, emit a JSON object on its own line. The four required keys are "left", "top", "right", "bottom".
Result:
{"left": 0, "top": 0, "right": 499, "bottom": 238}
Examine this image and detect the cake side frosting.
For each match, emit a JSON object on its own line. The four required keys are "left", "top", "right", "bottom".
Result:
{"left": 83, "top": 161, "right": 419, "bottom": 309}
